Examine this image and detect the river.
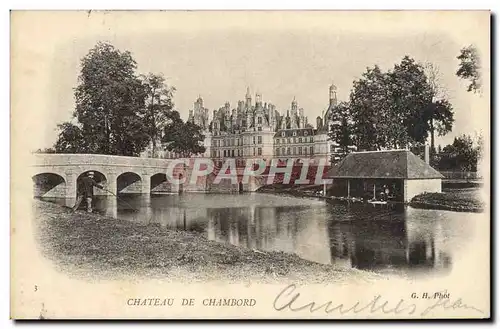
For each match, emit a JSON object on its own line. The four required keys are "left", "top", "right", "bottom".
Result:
{"left": 40, "top": 192, "right": 481, "bottom": 276}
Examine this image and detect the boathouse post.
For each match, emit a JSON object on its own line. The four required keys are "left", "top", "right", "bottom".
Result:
{"left": 323, "top": 181, "right": 327, "bottom": 196}
{"left": 347, "top": 179, "right": 350, "bottom": 198}
{"left": 373, "top": 183, "right": 376, "bottom": 200}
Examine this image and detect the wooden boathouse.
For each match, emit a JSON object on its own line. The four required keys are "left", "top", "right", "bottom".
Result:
{"left": 326, "top": 149, "right": 444, "bottom": 202}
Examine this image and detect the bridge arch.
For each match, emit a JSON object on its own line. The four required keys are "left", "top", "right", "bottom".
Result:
{"left": 117, "top": 172, "right": 142, "bottom": 194}
{"left": 151, "top": 172, "right": 174, "bottom": 193}
{"left": 76, "top": 170, "right": 108, "bottom": 196}
{"left": 32, "top": 172, "right": 66, "bottom": 198}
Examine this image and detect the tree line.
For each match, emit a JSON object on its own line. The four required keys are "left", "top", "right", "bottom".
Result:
{"left": 48, "top": 42, "right": 205, "bottom": 158}
{"left": 328, "top": 45, "right": 483, "bottom": 172}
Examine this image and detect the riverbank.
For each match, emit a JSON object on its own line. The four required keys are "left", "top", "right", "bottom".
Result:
{"left": 258, "top": 184, "right": 485, "bottom": 213}
{"left": 410, "top": 190, "right": 485, "bottom": 213}
{"left": 33, "top": 200, "right": 379, "bottom": 283}
{"left": 257, "top": 184, "right": 324, "bottom": 199}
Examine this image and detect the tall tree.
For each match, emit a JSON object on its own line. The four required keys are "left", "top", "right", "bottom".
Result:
{"left": 57, "top": 42, "right": 150, "bottom": 156}
{"left": 387, "top": 56, "right": 434, "bottom": 148}
{"left": 54, "top": 122, "right": 87, "bottom": 153}
{"left": 438, "top": 134, "right": 480, "bottom": 172}
{"left": 349, "top": 65, "right": 387, "bottom": 151}
{"left": 456, "top": 45, "right": 481, "bottom": 93}
{"left": 423, "top": 99, "right": 454, "bottom": 150}
{"left": 141, "top": 73, "right": 176, "bottom": 157}
{"left": 162, "top": 111, "right": 206, "bottom": 157}
{"left": 423, "top": 62, "right": 453, "bottom": 154}
{"left": 327, "top": 101, "right": 354, "bottom": 159}
{"left": 348, "top": 56, "right": 454, "bottom": 151}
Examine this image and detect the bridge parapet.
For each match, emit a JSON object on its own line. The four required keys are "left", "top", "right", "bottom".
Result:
{"left": 31, "top": 153, "right": 174, "bottom": 169}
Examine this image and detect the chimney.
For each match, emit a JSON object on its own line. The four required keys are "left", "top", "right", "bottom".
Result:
{"left": 424, "top": 144, "right": 430, "bottom": 164}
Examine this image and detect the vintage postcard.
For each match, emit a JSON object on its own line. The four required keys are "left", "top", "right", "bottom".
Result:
{"left": 10, "top": 10, "right": 490, "bottom": 319}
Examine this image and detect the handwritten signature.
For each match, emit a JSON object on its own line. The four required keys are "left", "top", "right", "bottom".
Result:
{"left": 273, "top": 284, "right": 484, "bottom": 316}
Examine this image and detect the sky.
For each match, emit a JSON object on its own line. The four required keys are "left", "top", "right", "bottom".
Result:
{"left": 11, "top": 11, "right": 490, "bottom": 151}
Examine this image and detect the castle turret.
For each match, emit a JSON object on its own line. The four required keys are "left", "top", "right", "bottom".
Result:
{"left": 316, "top": 116, "right": 323, "bottom": 130}
{"left": 245, "top": 87, "right": 252, "bottom": 108}
{"left": 329, "top": 84, "right": 337, "bottom": 106}
{"left": 255, "top": 92, "right": 262, "bottom": 106}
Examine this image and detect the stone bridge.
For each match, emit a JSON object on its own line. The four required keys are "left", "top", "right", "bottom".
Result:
{"left": 30, "top": 153, "right": 266, "bottom": 199}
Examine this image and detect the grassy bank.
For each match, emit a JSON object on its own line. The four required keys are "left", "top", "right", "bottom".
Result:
{"left": 33, "top": 200, "right": 377, "bottom": 283}
{"left": 410, "top": 189, "right": 485, "bottom": 213}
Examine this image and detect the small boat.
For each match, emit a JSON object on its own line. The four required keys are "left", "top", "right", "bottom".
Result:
{"left": 368, "top": 200, "right": 388, "bottom": 205}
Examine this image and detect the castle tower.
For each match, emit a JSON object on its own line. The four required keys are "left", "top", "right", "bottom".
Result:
{"left": 329, "top": 84, "right": 337, "bottom": 106}
{"left": 298, "top": 108, "right": 305, "bottom": 128}
{"left": 245, "top": 87, "right": 252, "bottom": 108}
{"left": 291, "top": 97, "right": 298, "bottom": 113}
{"left": 256, "top": 92, "right": 262, "bottom": 105}
{"left": 290, "top": 98, "right": 298, "bottom": 129}
{"left": 316, "top": 115, "right": 323, "bottom": 130}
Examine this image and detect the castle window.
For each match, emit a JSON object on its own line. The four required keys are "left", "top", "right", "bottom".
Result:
{"left": 292, "top": 147, "right": 296, "bottom": 155}
{"left": 287, "top": 147, "right": 291, "bottom": 155}
{"left": 310, "top": 137, "right": 314, "bottom": 143}
{"left": 258, "top": 136, "right": 262, "bottom": 144}
{"left": 287, "top": 138, "right": 291, "bottom": 144}
{"left": 281, "top": 132, "right": 285, "bottom": 137}
{"left": 304, "top": 131, "right": 308, "bottom": 136}
{"left": 258, "top": 148, "right": 262, "bottom": 156}
{"left": 253, "top": 136, "right": 256, "bottom": 144}
{"left": 258, "top": 126, "right": 262, "bottom": 131}
{"left": 224, "top": 150, "right": 227, "bottom": 157}
{"left": 253, "top": 148, "right": 256, "bottom": 156}
{"left": 276, "top": 139, "right": 280, "bottom": 144}
{"left": 305, "top": 147, "right": 308, "bottom": 155}
{"left": 299, "top": 137, "right": 302, "bottom": 143}
{"left": 276, "top": 148, "right": 280, "bottom": 156}
{"left": 293, "top": 131, "right": 297, "bottom": 137}
{"left": 310, "top": 146, "right": 314, "bottom": 155}
{"left": 282, "top": 138, "right": 285, "bottom": 144}
{"left": 232, "top": 150, "right": 235, "bottom": 157}
{"left": 299, "top": 147, "right": 302, "bottom": 155}
{"left": 258, "top": 117, "right": 262, "bottom": 124}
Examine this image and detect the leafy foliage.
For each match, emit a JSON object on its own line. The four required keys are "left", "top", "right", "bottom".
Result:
{"left": 161, "top": 111, "right": 206, "bottom": 157}
{"left": 334, "top": 56, "right": 454, "bottom": 152}
{"left": 456, "top": 45, "right": 481, "bottom": 93}
{"left": 438, "top": 134, "right": 481, "bottom": 171}
{"left": 55, "top": 42, "right": 150, "bottom": 156}
{"left": 141, "top": 73, "right": 176, "bottom": 157}
{"left": 54, "top": 122, "right": 87, "bottom": 153}
{"left": 327, "top": 101, "right": 354, "bottom": 159}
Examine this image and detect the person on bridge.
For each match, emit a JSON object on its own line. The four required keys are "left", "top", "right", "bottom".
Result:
{"left": 72, "top": 171, "right": 104, "bottom": 213}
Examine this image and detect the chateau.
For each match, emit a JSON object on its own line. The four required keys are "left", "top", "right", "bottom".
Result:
{"left": 143, "top": 84, "right": 356, "bottom": 164}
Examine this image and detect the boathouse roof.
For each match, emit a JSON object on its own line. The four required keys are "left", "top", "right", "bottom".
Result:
{"left": 326, "top": 149, "right": 444, "bottom": 179}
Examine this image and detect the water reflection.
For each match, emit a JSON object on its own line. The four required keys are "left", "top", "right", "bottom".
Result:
{"left": 39, "top": 193, "right": 475, "bottom": 274}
